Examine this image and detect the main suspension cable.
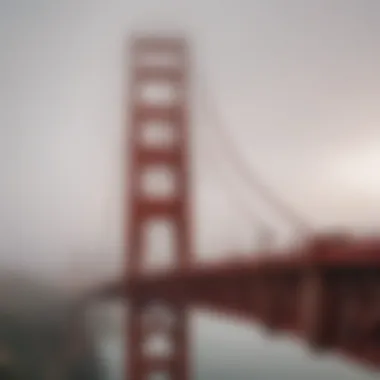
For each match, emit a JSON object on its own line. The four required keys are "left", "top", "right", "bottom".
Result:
{"left": 196, "top": 107, "right": 273, "bottom": 233}
{"left": 197, "top": 75, "right": 312, "bottom": 235}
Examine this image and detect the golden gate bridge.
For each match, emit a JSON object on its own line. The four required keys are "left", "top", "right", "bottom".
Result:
{"left": 63, "top": 34, "right": 380, "bottom": 380}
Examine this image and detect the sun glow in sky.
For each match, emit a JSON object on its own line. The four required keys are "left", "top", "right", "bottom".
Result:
{"left": 331, "top": 141, "right": 380, "bottom": 198}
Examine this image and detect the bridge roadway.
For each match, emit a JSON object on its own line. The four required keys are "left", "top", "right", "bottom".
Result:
{"left": 84, "top": 233, "right": 380, "bottom": 371}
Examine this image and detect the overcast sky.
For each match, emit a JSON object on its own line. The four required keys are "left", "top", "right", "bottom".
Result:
{"left": 2, "top": 0, "right": 380, "bottom": 281}
{"left": 1, "top": 1, "right": 380, "bottom": 378}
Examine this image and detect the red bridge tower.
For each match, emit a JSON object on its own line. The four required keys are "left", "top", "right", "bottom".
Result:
{"left": 126, "top": 35, "right": 191, "bottom": 380}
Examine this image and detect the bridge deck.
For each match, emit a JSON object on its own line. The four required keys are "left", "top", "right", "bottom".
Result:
{"left": 89, "top": 235, "right": 380, "bottom": 370}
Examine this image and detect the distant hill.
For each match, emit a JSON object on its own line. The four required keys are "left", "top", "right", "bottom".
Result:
{"left": 0, "top": 270, "right": 69, "bottom": 317}
{"left": 0, "top": 269, "right": 102, "bottom": 380}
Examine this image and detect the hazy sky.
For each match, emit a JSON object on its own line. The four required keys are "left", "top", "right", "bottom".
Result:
{"left": 1, "top": 1, "right": 380, "bottom": 378}
{"left": 2, "top": 0, "right": 380, "bottom": 279}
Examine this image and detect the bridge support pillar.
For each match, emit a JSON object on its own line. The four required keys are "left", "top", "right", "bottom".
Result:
{"left": 300, "top": 266, "right": 338, "bottom": 352}
{"left": 125, "top": 35, "right": 191, "bottom": 380}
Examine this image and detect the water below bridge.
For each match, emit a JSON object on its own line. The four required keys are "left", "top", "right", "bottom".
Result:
{"left": 91, "top": 307, "right": 379, "bottom": 380}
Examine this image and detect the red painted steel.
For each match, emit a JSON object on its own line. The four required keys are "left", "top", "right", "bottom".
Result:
{"left": 125, "top": 35, "right": 191, "bottom": 380}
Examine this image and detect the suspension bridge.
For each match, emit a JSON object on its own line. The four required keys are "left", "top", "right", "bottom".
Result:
{"left": 64, "top": 34, "right": 380, "bottom": 380}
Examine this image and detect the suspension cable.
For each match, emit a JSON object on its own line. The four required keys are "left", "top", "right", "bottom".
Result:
{"left": 197, "top": 109, "right": 273, "bottom": 233}
{"left": 197, "top": 76, "right": 312, "bottom": 235}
